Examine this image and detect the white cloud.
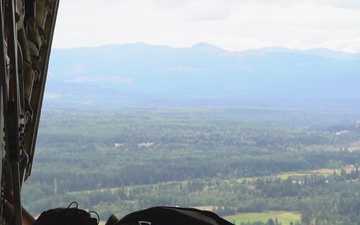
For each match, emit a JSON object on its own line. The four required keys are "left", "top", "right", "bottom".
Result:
{"left": 316, "top": 0, "right": 360, "bottom": 10}
{"left": 66, "top": 75, "right": 134, "bottom": 84}
{"left": 44, "top": 92, "right": 62, "bottom": 99}
{"left": 52, "top": 0, "right": 360, "bottom": 52}
{"left": 181, "top": 0, "right": 232, "bottom": 21}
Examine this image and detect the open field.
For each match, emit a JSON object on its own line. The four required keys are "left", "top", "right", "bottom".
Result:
{"left": 349, "top": 146, "right": 360, "bottom": 152}
{"left": 276, "top": 166, "right": 357, "bottom": 180}
{"left": 275, "top": 169, "right": 335, "bottom": 180}
{"left": 235, "top": 166, "right": 355, "bottom": 183}
{"left": 224, "top": 211, "right": 301, "bottom": 225}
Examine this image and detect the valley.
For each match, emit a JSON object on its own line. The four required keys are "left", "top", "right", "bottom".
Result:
{"left": 22, "top": 106, "right": 360, "bottom": 225}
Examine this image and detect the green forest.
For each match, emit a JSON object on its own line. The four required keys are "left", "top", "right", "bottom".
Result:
{"left": 22, "top": 105, "right": 360, "bottom": 225}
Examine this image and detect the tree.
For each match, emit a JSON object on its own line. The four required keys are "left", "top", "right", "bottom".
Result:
{"left": 266, "top": 218, "right": 275, "bottom": 225}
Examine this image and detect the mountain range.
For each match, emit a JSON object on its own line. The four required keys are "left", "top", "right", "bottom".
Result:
{"left": 44, "top": 43, "right": 360, "bottom": 108}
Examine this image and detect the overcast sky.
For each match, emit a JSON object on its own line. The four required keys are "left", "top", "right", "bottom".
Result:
{"left": 52, "top": 0, "right": 360, "bottom": 53}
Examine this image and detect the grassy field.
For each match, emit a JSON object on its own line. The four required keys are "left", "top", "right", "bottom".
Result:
{"left": 276, "top": 169, "right": 333, "bottom": 180}
{"left": 348, "top": 146, "right": 360, "bottom": 152}
{"left": 72, "top": 166, "right": 351, "bottom": 225}
{"left": 275, "top": 166, "right": 358, "bottom": 180}
{"left": 236, "top": 167, "right": 345, "bottom": 183}
{"left": 224, "top": 211, "right": 301, "bottom": 225}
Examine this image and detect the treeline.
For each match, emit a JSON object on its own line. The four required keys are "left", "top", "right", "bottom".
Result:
{"left": 23, "top": 166, "right": 360, "bottom": 225}
{"left": 26, "top": 148, "right": 360, "bottom": 193}
{"left": 21, "top": 107, "right": 360, "bottom": 224}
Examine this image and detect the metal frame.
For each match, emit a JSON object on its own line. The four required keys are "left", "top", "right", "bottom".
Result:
{"left": 0, "top": 1, "right": 59, "bottom": 224}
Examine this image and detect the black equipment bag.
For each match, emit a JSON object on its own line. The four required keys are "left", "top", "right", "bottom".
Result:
{"left": 113, "top": 206, "right": 234, "bottom": 225}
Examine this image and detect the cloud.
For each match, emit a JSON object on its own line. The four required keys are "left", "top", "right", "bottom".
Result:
{"left": 315, "top": 0, "right": 360, "bottom": 10}
{"left": 150, "top": 0, "right": 193, "bottom": 8}
{"left": 231, "top": 0, "right": 360, "bottom": 9}
{"left": 53, "top": 0, "right": 360, "bottom": 53}
{"left": 150, "top": 0, "right": 231, "bottom": 21}
{"left": 66, "top": 75, "right": 134, "bottom": 84}
{"left": 184, "top": 1, "right": 231, "bottom": 21}
{"left": 44, "top": 92, "right": 62, "bottom": 99}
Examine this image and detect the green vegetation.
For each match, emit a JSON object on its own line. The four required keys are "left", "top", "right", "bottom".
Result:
{"left": 225, "top": 211, "right": 301, "bottom": 225}
{"left": 22, "top": 106, "right": 360, "bottom": 225}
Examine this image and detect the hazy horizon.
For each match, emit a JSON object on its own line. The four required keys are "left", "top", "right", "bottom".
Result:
{"left": 54, "top": 1, "right": 360, "bottom": 53}
{"left": 51, "top": 41, "right": 360, "bottom": 54}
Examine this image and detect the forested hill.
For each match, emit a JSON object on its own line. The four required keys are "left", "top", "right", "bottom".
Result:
{"left": 45, "top": 43, "right": 360, "bottom": 108}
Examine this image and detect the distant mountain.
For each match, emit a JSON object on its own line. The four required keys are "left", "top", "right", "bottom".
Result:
{"left": 44, "top": 43, "right": 360, "bottom": 108}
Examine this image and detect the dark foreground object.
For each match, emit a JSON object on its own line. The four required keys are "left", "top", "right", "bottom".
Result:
{"left": 109, "top": 206, "right": 233, "bottom": 225}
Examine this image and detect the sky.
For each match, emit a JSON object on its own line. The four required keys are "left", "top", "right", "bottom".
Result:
{"left": 52, "top": 0, "right": 360, "bottom": 53}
